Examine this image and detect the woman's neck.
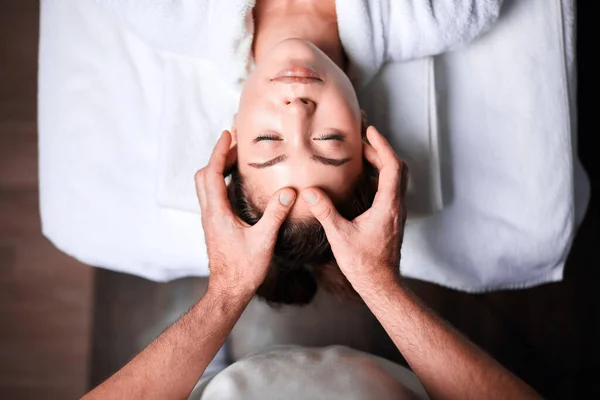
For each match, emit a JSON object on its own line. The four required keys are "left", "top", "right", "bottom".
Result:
{"left": 252, "top": 0, "right": 345, "bottom": 69}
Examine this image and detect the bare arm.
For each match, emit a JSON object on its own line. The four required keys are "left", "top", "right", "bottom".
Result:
{"left": 83, "top": 131, "right": 297, "bottom": 400}
{"left": 83, "top": 286, "right": 253, "bottom": 400}
{"left": 301, "top": 126, "right": 541, "bottom": 400}
{"left": 355, "top": 276, "right": 540, "bottom": 400}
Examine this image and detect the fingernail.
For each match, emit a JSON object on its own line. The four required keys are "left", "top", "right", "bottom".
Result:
{"left": 302, "top": 191, "right": 317, "bottom": 205}
{"left": 279, "top": 191, "right": 294, "bottom": 206}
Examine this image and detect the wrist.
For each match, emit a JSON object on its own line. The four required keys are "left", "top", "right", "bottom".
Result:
{"left": 347, "top": 265, "right": 401, "bottom": 297}
{"left": 207, "top": 277, "right": 257, "bottom": 304}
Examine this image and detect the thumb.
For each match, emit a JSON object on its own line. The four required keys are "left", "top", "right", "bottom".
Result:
{"left": 254, "top": 188, "right": 296, "bottom": 237}
{"left": 300, "top": 188, "right": 348, "bottom": 235}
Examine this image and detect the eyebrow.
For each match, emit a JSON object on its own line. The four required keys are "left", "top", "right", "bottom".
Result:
{"left": 310, "top": 155, "right": 351, "bottom": 166}
{"left": 248, "top": 155, "right": 351, "bottom": 169}
{"left": 248, "top": 155, "right": 288, "bottom": 169}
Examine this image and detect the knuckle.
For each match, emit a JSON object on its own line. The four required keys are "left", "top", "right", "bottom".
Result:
{"left": 272, "top": 206, "right": 288, "bottom": 222}
{"left": 315, "top": 205, "right": 333, "bottom": 221}
{"left": 195, "top": 169, "right": 207, "bottom": 184}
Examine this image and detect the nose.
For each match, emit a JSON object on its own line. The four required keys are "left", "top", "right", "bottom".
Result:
{"left": 283, "top": 97, "right": 316, "bottom": 116}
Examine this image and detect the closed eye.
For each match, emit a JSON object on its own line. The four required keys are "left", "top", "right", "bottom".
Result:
{"left": 254, "top": 134, "right": 282, "bottom": 142}
{"left": 314, "top": 133, "right": 345, "bottom": 141}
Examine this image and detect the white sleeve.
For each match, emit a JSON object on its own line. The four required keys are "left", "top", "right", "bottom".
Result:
{"left": 386, "top": 0, "right": 504, "bottom": 62}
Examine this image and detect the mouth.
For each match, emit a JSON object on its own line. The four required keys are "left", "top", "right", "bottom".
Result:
{"left": 272, "top": 65, "right": 323, "bottom": 84}
{"left": 271, "top": 76, "right": 323, "bottom": 84}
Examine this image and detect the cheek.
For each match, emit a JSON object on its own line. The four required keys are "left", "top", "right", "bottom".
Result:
{"left": 237, "top": 75, "right": 267, "bottom": 130}
{"left": 326, "top": 69, "right": 361, "bottom": 119}
{"left": 315, "top": 93, "right": 362, "bottom": 141}
{"left": 324, "top": 159, "right": 364, "bottom": 199}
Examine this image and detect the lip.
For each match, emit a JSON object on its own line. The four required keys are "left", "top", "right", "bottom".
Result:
{"left": 273, "top": 65, "right": 322, "bottom": 82}
{"left": 271, "top": 76, "right": 323, "bottom": 84}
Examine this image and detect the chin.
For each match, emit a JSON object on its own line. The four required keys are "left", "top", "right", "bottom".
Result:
{"left": 287, "top": 199, "right": 314, "bottom": 221}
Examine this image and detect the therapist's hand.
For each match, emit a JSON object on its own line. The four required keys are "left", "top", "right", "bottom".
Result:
{"left": 300, "top": 126, "right": 409, "bottom": 289}
{"left": 195, "top": 130, "right": 296, "bottom": 296}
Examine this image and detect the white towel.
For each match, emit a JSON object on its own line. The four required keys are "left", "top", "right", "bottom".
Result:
{"left": 399, "top": 0, "right": 589, "bottom": 289}
{"left": 39, "top": 0, "right": 589, "bottom": 291}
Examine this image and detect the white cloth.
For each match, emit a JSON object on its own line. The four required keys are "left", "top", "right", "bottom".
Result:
{"left": 188, "top": 346, "right": 429, "bottom": 400}
{"left": 400, "top": 0, "right": 590, "bottom": 290}
{"left": 90, "top": 0, "right": 503, "bottom": 89}
{"left": 38, "top": 0, "right": 589, "bottom": 291}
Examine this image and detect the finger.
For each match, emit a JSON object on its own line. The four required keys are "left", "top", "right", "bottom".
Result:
{"left": 206, "top": 132, "right": 237, "bottom": 209}
{"left": 224, "top": 143, "right": 238, "bottom": 176}
{"left": 300, "top": 187, "right": 349, "bottom": 236}
{"left": 205, "top": 175, "right": 234, "bottom": 217}
{"left": 207, "top": 130, "right": 233, "bottom": 173}
{"left": 194, "top": 167, "right": 209, "bottom": 208}
{"left": 366, "top": 126, "right": 398, "bottom": 167}
{"left": 365, "top": 126, "right": 404, "bottom": 208}
{"left": 253, "top": 188, "right": 297, "bottom": 238}
{"left": 363, "top": 141, "right": 382, "bottom": 171}
{"left": 194, "top": 168, "right": 232, "bottom": 219}
{"left": 372, "top": 160, "right": 408, "bottom": 212}
{"left": 198, "top": 131, "right": 236, "bottom": 216}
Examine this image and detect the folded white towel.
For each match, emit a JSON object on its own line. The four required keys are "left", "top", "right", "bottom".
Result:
{"left": 399, "top": 0, "right": 589, "bottom": 289}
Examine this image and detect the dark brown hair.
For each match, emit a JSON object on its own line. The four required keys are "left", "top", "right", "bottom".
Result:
{"left": 228, "top": 163, "right": 377, "bottom": 306}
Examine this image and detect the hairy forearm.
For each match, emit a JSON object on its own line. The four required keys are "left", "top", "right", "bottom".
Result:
{"left": 83, "top": 283, "right": 253, "bottom": 400}
{"left": 354, "top": 274, "right": 541, "bottom": 400}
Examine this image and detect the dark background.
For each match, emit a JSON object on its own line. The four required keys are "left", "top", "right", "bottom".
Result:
{"left": 0, "top": 1, "right": 598, "bottom": 398}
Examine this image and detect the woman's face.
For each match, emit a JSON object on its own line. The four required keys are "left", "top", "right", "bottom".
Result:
{"left": 233, "top": 38, "right": 364, "bottom": 218}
